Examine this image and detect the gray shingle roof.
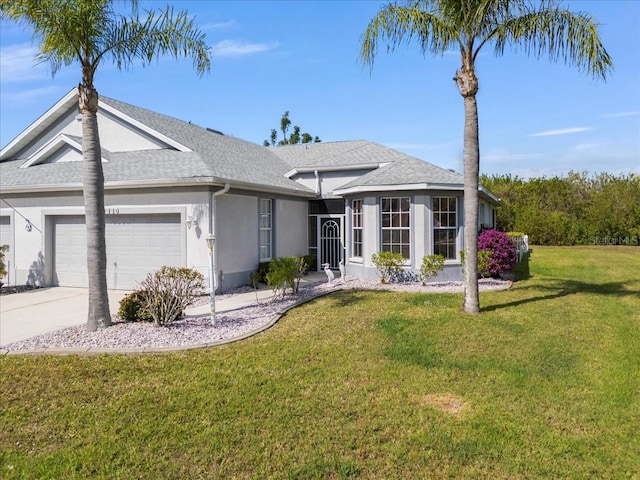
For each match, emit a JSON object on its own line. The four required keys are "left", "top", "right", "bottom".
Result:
{"left": 0, "top": 93, "right": 314, "bottom": 195}
{"left": 1, "top": 92, "right": 476, "bottom": 198}
{"left": 269, "top": 140, "right": 405, "bottom": 169}
{"left": 337, "top": 156, "right": 463, "bottom": 190}
{"left": 270, "top": 140, "right": 463, "bottom": 189}
{"left": 99, "top": 96, "right": 313, "bottom": 193}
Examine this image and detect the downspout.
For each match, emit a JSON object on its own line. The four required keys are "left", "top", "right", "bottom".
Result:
{"left": 314, "top": 170, "right": 320, "bottom": 196}
{"left": 210, "top": 183, "right": 230, "bottom": 289}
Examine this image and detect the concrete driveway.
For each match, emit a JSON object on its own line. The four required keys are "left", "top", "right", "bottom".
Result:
{"left": 0, "top": 288, "right": 129, "bottom": 346}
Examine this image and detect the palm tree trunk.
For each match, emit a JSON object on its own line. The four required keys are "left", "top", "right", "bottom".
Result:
{"left": 79, "top": 84, "right": 111, "bottom": 331}
{"left": 462, "top": 93, "right": 480, "bottom": 314}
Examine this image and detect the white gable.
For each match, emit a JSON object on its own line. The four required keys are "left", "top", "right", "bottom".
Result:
{"left": 19, "top": 133, "right": 84, "bottom": 167}
{"left": 1, "top": 88, "right": 190, "bottom": 164}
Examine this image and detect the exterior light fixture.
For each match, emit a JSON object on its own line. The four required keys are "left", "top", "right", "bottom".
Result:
{"left": 205, "top": 234, "right": 216, "bottom": 325}
{"left": 185, "top": 216, "right": 198, "bottom": 230}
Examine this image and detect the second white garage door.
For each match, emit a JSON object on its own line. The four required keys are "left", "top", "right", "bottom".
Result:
{"left": 53, "top": 214, "right": 183, "bottom": 289}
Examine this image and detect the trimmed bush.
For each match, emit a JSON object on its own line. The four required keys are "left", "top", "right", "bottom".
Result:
{"left": 478, "top": 249, "right": 491, "bottom": 278}
{"left": 299, "top": 255, "right": 315, "bottom": 274}
{"left": 266, "top": 257, "right": 298, "bottom": 297}
{"left": 138, "top": 266, "right": 205, "bottom": 327}
{"left": 256, "top": 261, "right": 271, "bottom": 284}
{"left": 419, "top": 254, "right": 445, "bottom": 285}
{"left": 478, "top": 229, "right": 517, "bottom": 277}
{"left": 460, "top": 249, "right": 496, "bottom": 278}
{"left": 371, "top": 251, "right": 406, "bottom": 284}
{"left": 117, "top": 290, "right": 153, "bottom": 322}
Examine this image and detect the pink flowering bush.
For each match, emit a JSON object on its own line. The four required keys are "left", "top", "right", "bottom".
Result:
{"left": 478, "top": 229, "right": 517, "bottom": 277}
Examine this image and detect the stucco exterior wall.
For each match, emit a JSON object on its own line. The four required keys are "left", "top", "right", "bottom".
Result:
{"left": 98, "top": 109, "right": 167, "bottom": 152}
{"left": 12, "top": 108, "right": 80, "bottom": 160}
{"left": 292, "top": 169, "right": 376, "bottom": 198}
{"left": 274, "top": 198, "right": 308, "bottom": 258}
{"left": 0, "top": 187, "right": 214, "bottom": 287}
{"left": 214, "top": 194, "right": 259, "bottom": 291}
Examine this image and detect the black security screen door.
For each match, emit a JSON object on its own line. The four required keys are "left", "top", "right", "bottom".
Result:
{"left": 320, "top": 217, "right": 342, "bottom": 269}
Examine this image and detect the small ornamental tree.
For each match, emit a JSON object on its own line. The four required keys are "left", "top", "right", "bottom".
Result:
{"left": 371, "top": 251, "right": 405, "bottom": 283}
{"left": 139, "top": 266, "right": 205, "bottom": 327}
{"left": 419, "top": 254, "right": 445, "bottom": 285}
{"left": 478, "top": 229, "right": 517, "bottom": 277}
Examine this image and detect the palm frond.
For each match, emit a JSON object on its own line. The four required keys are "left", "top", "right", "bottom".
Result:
{"left": 492, "top": 2, "right": 613, "bottom": 80}
{"left": 360, "top": 0, "right": 459, "bottom": 69}
{"left": 100, "top": 5, "right": 211, "bottom": 77}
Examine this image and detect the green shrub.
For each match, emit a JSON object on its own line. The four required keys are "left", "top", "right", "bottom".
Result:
{"left": 266, "top": 257, "right": 298, "bottom": 297}
{"left": 478, "top": 249, "right": 491, "bottom": 278}
{"left": 248, "top": 271, "right": 260, "bottom": 290}
{"left": 117, "top": 290, "right": 153, "bottom": 322}
{"left": 460, "top": 250, "right": 491, "bottom": 278}
{"left": 256, "top": 261, "right": 271, "bottom": 284}
{"left": 299, "top": 255, "right": 315, "bottom": 274}
{"left": 419, "top": 254, "right": 445, "bottom": 285}
{"left": 295, "top": 257, "right": 310, "bottom": 292}
{"left": 371, "top": 251, "right": 406, "bottom": 284}
{"left": 0, "top": 244, "right": 8, "bottom": 287}
{"left": 138, "top": 266, "right": 205, "bottom": 327}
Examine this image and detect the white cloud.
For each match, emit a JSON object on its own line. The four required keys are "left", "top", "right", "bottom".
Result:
{"left": 0, "top": 86, "right": 61, "bottom": 104}
{"left": 0, "top": 43, "right": 49, "bottom": 83}
{"left": 212, "top": 39, "right": 278, "bottom": 57}
{"left": 202, "top": 20, "right": 237, "bottom": 31}
{"left": 601, "top": 111, "right": 640, "bottom": 118}
{"left": 528, "top": 127, "right": 593, "bottom": 137}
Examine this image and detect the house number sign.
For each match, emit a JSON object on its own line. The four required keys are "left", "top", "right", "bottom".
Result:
{"left": 105, "top": 208, "right": 120, "bottom": 215}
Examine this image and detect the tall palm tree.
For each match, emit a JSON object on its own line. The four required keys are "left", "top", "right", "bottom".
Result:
{"left": 1, "top": 0, "right": 211, "bottom": 331}
{"left": 361, "top": 0, "right": 612, "bottom": 313}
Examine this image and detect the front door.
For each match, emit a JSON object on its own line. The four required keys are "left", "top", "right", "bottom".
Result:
{"left": 319, "top": 216, "right": 343, "bottom": 270}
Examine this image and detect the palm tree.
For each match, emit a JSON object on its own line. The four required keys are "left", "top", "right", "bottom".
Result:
{"left": 361, "top": 0, "right": 612, "bottom": 313}
{"left": 1, "top": 0, "right": 211, "bottom": 331}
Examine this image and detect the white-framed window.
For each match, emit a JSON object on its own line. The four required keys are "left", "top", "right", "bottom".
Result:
{"left": 381, "top": 197, "right": 410, "bottom": 259}
{"left": 433, "top": 196, "right": 457, "bottom": 260}
{"left": 259, "top": 198, "right": 272, "bottom": 261}
{"left": 352, "top": 199, "right": 363, "bottom": 258}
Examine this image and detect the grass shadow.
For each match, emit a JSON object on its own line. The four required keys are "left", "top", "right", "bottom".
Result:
{"left": 482, "top": 278, "right": 637, "bottom": 313}
{"left": 512, "top": 250, "right": 532, "bottom": 281}
{"left": 321, "top": 288, "right": 396, "bottom": 308}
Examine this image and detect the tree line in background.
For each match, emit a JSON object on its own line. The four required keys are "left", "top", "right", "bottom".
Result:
{"left": 264, "top": 111, "right": 321, "bottom": 147}
{"left": 481, "top": 172, "right": 640, "bottom": 246}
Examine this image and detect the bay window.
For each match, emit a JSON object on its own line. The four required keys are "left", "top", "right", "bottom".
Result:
{"left": 381, "top": 197, "right": 410, "bottom": 259}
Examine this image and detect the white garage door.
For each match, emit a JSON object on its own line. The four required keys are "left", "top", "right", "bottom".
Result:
{"left": 53, "top": 214, "right": 182, "bottom": 289}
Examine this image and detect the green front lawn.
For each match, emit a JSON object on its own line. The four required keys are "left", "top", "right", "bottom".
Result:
{"left": 1, "top": 246, "right": 638, "bottom": 479}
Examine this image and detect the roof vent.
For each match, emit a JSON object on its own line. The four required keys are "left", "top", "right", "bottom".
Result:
{"left": 206, "top": 127, "right": 224, "bottom": 136}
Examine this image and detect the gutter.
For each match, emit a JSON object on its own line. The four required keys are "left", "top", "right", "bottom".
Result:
{"left": 210, "top": 182, "right": 230, "bottom": 236}
{"left": 0, "top": 177, "right": 316, "bottom": 197}
{"left": 210, "top": 183, "right": 230, "bottom": 289}
{"left": 284, "top": 162, "right": 382, "bottom": 178}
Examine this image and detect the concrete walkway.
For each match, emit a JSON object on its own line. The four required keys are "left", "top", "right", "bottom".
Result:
{"left": 0, "top": 272, "right": 328, "bottom": 347}
{"left": 0, "top": 288, "right": 129, "bottom": 346}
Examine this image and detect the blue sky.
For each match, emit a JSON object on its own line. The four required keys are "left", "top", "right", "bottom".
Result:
{"left": 1, "top": 0, "right": 638, "bottom": 179}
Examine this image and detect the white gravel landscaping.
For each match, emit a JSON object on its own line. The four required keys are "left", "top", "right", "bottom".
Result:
{"left": 2, "top": 277, "right": 509, "bottom": 353}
